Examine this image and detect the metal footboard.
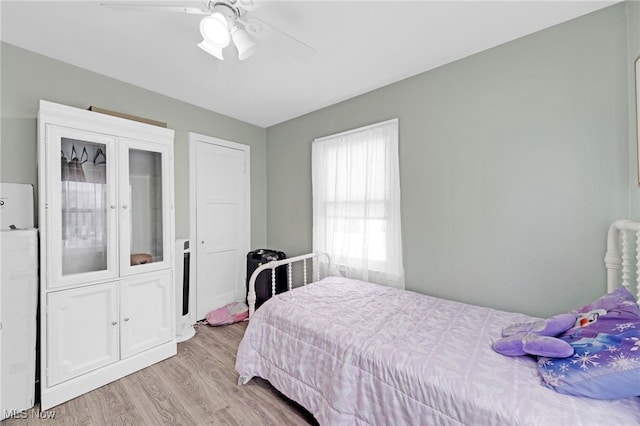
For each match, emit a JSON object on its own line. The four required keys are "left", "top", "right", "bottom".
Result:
{"left": 247, "top": 252, "right": 329, "bottom": 318}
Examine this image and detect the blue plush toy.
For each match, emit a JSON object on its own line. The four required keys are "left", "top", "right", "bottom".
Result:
{"left": 493, "top": 313, "right": 575, "bottom": 358}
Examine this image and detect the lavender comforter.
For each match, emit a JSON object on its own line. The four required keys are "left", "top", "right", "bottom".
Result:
{"left": 236, "top": 277, "right": 640, "bottom": 425}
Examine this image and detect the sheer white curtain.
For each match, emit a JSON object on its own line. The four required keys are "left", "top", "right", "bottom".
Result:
{"left": 312, "top": 118, "right": 404, "bottom": 289}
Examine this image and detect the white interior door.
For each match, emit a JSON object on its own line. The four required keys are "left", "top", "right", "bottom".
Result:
{"left": 190, "top": 133, "right": 250, "bottom": 320}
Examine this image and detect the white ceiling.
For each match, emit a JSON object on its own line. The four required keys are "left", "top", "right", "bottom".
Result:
{"left": 1, "top": 0, "right": 620, "bottom": 128}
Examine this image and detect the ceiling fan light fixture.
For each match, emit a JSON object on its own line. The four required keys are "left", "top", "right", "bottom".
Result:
{"left": 198, "top": 39, "right": 224, "bottom": 60}
{"left": 231, "top": 25, "right": 258, "bottom": 60}
{"left": 200, "top": 12, "right": 230, "bottom": 48}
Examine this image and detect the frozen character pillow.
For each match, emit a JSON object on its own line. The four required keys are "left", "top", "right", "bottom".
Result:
{"left": 537, "top": 286, "right": 640, "bottom": 399}
{"left": 493, "top": 313, "right": 575, "bottom": 358}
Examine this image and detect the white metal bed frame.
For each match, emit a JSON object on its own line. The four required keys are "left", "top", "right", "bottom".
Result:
{"left": 246, "top": 252, "right": 329, "bottom": 317}
{"left": 247, "top": 219, "right": 640, "bottom": 318}
{"left": 606, "top": 218, "right": 640, "bottom": 300}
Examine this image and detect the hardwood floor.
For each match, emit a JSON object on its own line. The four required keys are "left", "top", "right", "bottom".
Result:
{"left": 3, "top": 322, "right": 316, "bottom": 426}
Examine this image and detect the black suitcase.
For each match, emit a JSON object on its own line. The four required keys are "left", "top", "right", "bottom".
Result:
{"left": 246, "top": 249, "right": 287, "bottom": 310}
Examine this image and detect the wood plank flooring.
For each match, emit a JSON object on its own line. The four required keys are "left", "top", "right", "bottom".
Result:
{"left": 3, "top": 322, "right": 316, "bottom": 426}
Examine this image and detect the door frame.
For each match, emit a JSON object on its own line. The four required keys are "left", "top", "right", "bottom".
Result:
{"left": 188, "top": 132, "right": 251, "bottom": 321}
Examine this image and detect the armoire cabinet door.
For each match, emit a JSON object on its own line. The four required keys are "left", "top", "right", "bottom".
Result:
{"left": 120, "top": 271, "right": 173, "bottom": 358}
{"left": 45, "top": 125, "right": 118, "bottom": 288}
{"left": 46, "top": 282, "right": 119, "bottom": 387}
{"left": 118, "top": 139, "right": 172, "bottom": 277}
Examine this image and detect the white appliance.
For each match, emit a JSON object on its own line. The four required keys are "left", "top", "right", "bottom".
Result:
{"left": 176, "top": 239, "right": 195, "bottom": 342}
{"left": 0, "top": 183, "right": 34, "bottom": 229}
{"left": 0, "top": 183, "right": 37, "bottom": 420}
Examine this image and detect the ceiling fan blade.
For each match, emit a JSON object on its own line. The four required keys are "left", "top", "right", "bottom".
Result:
{"left": 237, "top": 0, "right": 269, "bottom": 12}
{"left": 100, "top": 2, "right": 210, "bottom": 15}
{"left": 241, "top": 16, "right": 316, "bottom": 63}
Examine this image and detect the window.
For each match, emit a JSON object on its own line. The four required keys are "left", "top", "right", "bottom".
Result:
{"left": 312, "top": 118, "right": 404, "bottom": 289}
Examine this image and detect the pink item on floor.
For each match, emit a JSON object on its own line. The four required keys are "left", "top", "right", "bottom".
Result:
{"left": 206, "top": 302, "right": 249, "bottom": 326}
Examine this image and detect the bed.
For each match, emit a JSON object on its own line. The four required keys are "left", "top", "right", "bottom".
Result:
{"left": 236, "top": 220, "right": 640, "bottom": 425}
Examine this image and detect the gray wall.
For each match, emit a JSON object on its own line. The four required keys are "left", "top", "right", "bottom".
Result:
{"left": 0, "top": 42, "right": 267, "bottom": 247}
{"left": 2, "top": 3, "right": 638, "bottom": 318}
{"left": 627, "top": 1, "right": 640, "bottom": 219}
{"left": 266, "top": 3, "right": 637, "bottom": 317}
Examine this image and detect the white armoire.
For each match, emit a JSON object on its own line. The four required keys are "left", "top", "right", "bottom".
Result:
{"left": 38, "top": 101, "right": 176, "bottom": 410}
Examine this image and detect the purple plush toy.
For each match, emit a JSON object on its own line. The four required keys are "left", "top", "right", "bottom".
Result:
{"left": 493, "top": 313, "right": 575, "bottom": 358}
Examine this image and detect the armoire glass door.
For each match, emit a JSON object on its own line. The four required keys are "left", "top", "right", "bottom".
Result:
{"left": 120, "top": 140, "right": 171, "bottom": 276}
{"left": 47, "top": 125, "right": 118, "bottom": 288}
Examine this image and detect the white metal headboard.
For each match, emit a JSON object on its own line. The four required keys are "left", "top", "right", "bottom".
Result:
{"left": 605, "top": 219, "right": 640, "bottom": 301}
{"left": 247, "top": 252, "right": 329, "bottom": 318}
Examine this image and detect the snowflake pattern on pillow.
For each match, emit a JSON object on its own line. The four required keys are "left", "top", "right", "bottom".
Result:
{"left": 537, "top": 286, "right": 640, "bottom": 400}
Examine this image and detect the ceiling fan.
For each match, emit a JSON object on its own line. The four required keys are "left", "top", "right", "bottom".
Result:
{"left": 100, "top": 0, "right": 316, "bottom": 62}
